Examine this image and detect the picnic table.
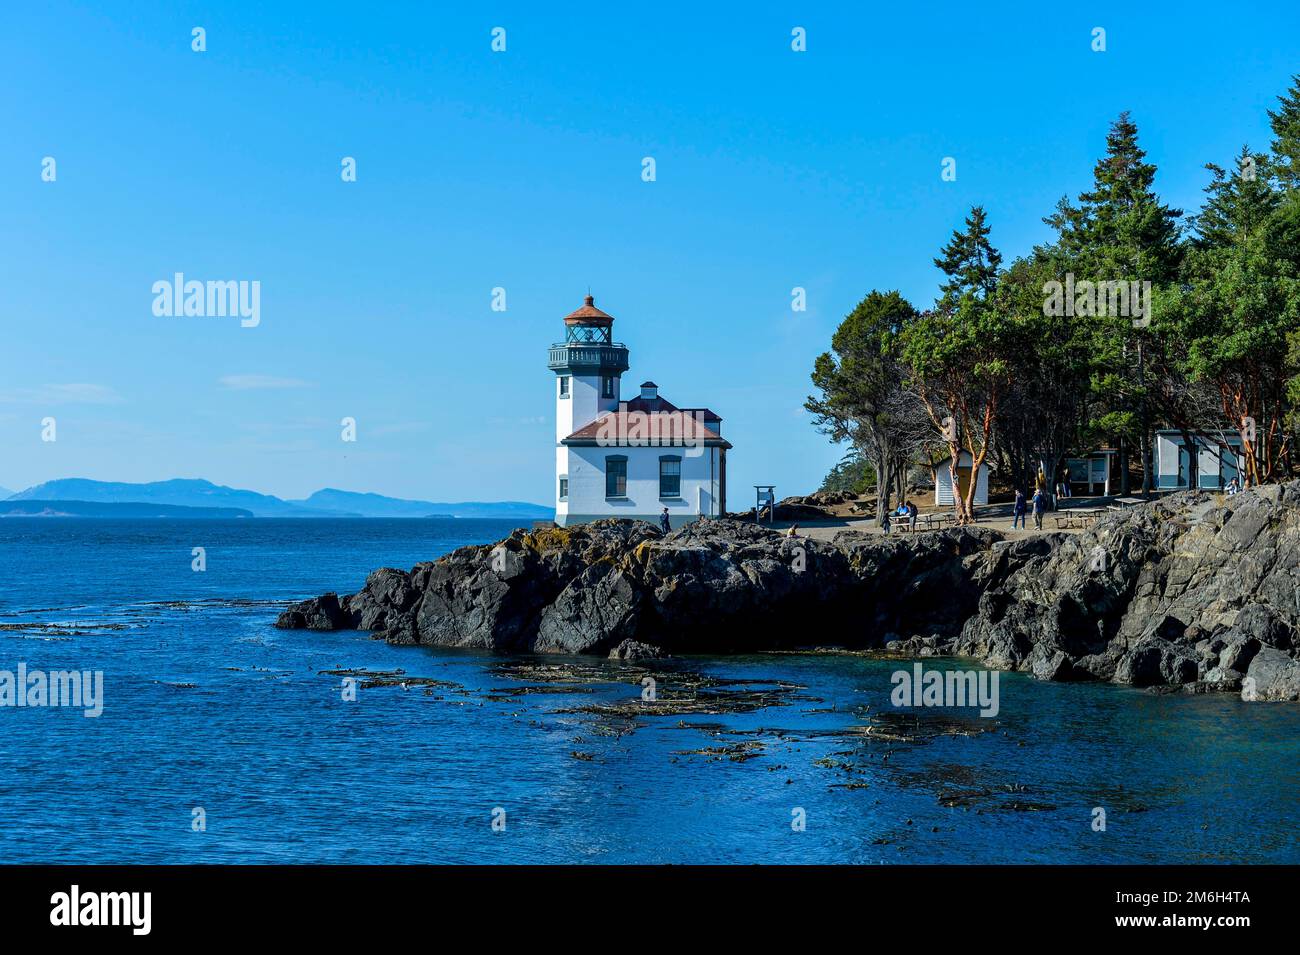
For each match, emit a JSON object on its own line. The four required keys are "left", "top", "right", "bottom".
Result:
{"left": 890, "top": 511, "right": 974, "bottom": 533}
{"left": 1053, "top": 509, "right": 1103, "bottom": 530}
{"left": 920, "top": 512, "right": 958, "bottom": 531}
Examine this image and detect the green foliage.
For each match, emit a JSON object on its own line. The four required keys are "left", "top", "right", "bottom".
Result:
{"left": 1158, "top": 150, "right": 1300, "bottom": 481}
{"left": 899, "top": 207, "right": 1022, "bottom": 521}
{"left": 1037, "top": 112, "right": 1183, "bottom": 480}
{"left": 807, "top": 289, "right": 917, "bottom": 446}
{"left": 1268, "top": 73, "right": 1300, "bottom": 192}
{"left": 819, "top": 452, "right": 876, "bottom": 494}
{"left": 806, "top": 290, "right": 923, "bottom": 518}
{"left": 807, "top": 80, "right": 1300, "bottom": 493}
{"left": 905, "top": 207, "right": 1017, "bottom": 394}
{"left": 1046, "top": 112, "right": 1182, "bottom": 284}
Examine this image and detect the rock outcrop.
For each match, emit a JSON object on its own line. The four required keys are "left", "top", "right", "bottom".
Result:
{"left": 954, "top": 484, "right": 1300, "bottom": 700}
{"left": 276, "top": 483, "right": 1300, "bottom": 702}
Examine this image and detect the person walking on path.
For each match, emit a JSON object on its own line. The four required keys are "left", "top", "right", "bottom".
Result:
{"left": 1031, "top": 488, "right": 1046, "bottom": 530}
{"left": 1013, "top": 488, "right": 1027, "bottom": 530}
{"left": 659, "top": 508, "right": 671, "bottom": 533}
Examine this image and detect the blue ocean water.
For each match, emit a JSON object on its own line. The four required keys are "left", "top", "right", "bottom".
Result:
{"left": 0, "top": 517, "right": 1295, "bottom": 864}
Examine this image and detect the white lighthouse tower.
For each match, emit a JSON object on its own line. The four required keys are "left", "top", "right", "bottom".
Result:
{"left": 550, "top": 295, "right": 628, "bottom": 446}
{"left": 549, "top": 295, "right": 730, "bottom": 528}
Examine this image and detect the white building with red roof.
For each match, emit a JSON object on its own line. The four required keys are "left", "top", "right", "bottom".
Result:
{"left": 549, "top": 295, "right": 730, "bottom": 528}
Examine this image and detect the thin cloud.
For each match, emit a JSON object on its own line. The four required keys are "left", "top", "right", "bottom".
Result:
{"left": 218, "top": 374, "right": 312, "bottom": 391}
{"left": 0, "top": 383, "right": 124, "bottom": 405}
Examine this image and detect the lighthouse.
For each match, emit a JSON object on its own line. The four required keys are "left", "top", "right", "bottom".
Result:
{"left": 549, "top": 295, "right": 729, "bottom": 528}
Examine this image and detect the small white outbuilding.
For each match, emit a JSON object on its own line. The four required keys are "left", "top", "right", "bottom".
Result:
{"left": 933, "top": 451, "right": 989, "bottom": 507}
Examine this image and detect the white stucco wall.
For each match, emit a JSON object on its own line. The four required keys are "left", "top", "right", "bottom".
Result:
{"left": 557, "top": 444, "right": 721, "bottom": 527}
{"left": 555, "top": 373, "right": 620, "bottom": 443}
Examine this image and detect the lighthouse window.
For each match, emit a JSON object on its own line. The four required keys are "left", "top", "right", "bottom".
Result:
{"left": 558, "top": 477, "right": 568, "bottom": 500}
{"left": 659, "top": 456, "right": 681, "bottom": 498}
{"left": 605, "top": 456, "right": 627, "bottom": 497}
{"left": 559, "top": 376, "right": 570, "bottom": 398}
{"left": 602, "top": 376, "right": 615, "bottom": 398}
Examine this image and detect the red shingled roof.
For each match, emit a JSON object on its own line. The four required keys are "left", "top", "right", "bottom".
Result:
{"left": 562, "top": 409, "right": 730, "bottom": 448}
{"left": 563, "top": 295, "right": 615, "bottom": 326}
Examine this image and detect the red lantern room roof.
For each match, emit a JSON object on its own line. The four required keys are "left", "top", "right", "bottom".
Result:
{"left": 563, "top": 294, "right": 615, "bottom": 326}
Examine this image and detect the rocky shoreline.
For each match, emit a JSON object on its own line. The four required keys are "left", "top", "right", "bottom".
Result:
{"left": 276, "top": 483, "right": 1300, "bottom": 702}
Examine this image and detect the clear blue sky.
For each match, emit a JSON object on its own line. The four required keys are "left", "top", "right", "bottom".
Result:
{"left": 3, "top": 2, "right": 1298, "bottom": 503}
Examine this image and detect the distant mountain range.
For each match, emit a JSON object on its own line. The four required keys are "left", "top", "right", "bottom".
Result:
{"left": 2, "top": 479, "right": 552, "bottom": 519}
{"left": 1, "top": 500, "right": 253, "bottom": 519}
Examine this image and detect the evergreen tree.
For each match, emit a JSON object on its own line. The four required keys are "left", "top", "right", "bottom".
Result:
{"left": 903, "top": 208, "right": 1021, "bottom": 524}
{"left": 1160, "top": 142, "right": 1300, "bottom": 484}
{"left": 1191, "top": 146, "right": 1279, "bottom": 249}
{"left": 1044, "top": 112, "right": 1182, "bottom": 494}
{"left": 994, "top": 252, "right": 1093, "bottom": 495}
{"left": 807, "top": 291, "right": 928, "bottom": 520}
{"left": 819, "top": 451, "right": 876, "bottom": 495}
{"left": 934, "top": 206, "right": 1002, "bottom": 312}
{"left": 1268, "top": 73, "right": 1300, "bottom": 192}
{"left": 1047, "top": 112, "right": 1182, "bottom": 281}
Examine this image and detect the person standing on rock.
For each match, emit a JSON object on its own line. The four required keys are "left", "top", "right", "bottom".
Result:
{"left": 1031, "top": 487, "right": 1046, "bottom": 530}
{"left": 659, "top": 508, "right": 671, "bottom": 533}
{"left": 1013, "top": 488, "right": 1027, "bottom": 529}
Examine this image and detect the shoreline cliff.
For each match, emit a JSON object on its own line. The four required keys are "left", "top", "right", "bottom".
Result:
{"left": 276, "top": 483, "right": 1300, "bottom": 702}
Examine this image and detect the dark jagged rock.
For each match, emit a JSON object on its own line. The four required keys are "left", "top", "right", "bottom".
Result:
{"left": 1113, "top": 636, "right": 1199, "bottom": 687}
{"left": 275, "top": 592, "right": 349, "bottom": 631}
{"left": 631, "top": 521, "right": 863, "bottom": 651}
{"left": 275, "top": 485, "right": 1300, "bottom": 702}
{"left": 608, "top": 638, "right": 666, "bottom": 661}
{"left": 956, "top": 484, "right": 1300, "bottom": 700}
{"left": 345, "top": 568, "right": 418, "bottom": 632}
{"left": 535, "top": 563, "right": 645, "bottom": 654}
{"left": 1246, "top": 647, "right": 1300, "bottom": 701}
{"left": 835, "top": 527, "right": 1011, "bottom": 640}
{"left": 725, "top": 495, "right": 837, "bottom": 522}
